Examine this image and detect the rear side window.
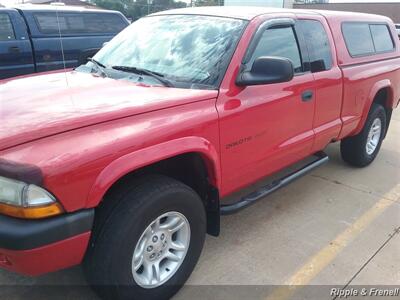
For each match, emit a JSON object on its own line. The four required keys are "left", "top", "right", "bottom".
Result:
{"left": 370, "top": 24, "right": 394, "bottom": 52}
{"left": 34, "top": 12, "right": 127, "bottom": 35}
{"left": 0, "top": 13, "right": 16, "bottom": 41}
{"left": 299, "top": 20, "right": 332, "bottom": 72}
{"left": 342, "top": 23, "right": 375, "bottom": 56}
{"left": 249, "top": 26, "right": 303, "bottom": 73}
{"left": 342, "top": 22, "right": 394, "bottom": 57}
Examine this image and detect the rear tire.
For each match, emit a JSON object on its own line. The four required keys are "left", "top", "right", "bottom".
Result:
{"left": 340, "top": 103, "right": 386, "bottom": 167}
{"left": 84, "top": 175, "right": 206, "bottom": 300}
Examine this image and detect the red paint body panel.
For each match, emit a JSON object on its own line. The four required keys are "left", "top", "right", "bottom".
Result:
{"left": 0, "top": 99, "right": 220, "bottom": 212}
{"left": 0, "top": 71, "right": 218, "bottom": 151}
{"left": 0, "top": 7, "right": 399, "bottom": 276}
{"left": 296, "top": 14, "right": 344, "bottom": 150}
{"left": 218, "top": 13, "right": 315, "bottom": 195}
{"left": 0, "top": 232, "right": 90, "bottom": 276}
{"left": 338, "top": 62, "right": 400, "bottom": 139}
{"left": 325, "top": 12, "right": 400, "bottom": 138}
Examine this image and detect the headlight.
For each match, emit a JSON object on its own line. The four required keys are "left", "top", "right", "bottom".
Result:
{"left": 0, "top": 176, "right": 63, "bottom": 219}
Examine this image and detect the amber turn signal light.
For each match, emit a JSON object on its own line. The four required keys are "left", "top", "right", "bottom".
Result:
{"left": 0, "top": 202, "right": 64, "bottom": 219}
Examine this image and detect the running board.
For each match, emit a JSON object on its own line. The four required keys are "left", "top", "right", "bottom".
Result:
{"left": 220, "top": 152, "right": 329, "bottom": 215}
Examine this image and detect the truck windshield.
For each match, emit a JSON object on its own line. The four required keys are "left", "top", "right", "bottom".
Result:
{"left": 83, "top": 15, "right": 247, "bottom": 89}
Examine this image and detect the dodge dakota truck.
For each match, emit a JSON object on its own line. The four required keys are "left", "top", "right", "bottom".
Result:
{"left": 0, "top": 4, "right": 129, "bottom": 80}
{"left": 0, "top": 6, "right": 399, "bottom": 300}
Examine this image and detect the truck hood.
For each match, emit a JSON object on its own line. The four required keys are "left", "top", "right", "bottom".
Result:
{"left": 0, "top": 71, "right": 218, "bottom": 151}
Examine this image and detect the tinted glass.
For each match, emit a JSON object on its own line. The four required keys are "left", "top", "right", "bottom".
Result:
{"left": 90, "top": 15, "right": 246, "bottom": 89}
{"left": 342, "top": 23, "right": 375, "bottom": 56}
{"left": 249, "top": 26, "right": 302, "bottom": 73}
{"left": 0, "top": 13, "right": 16, "bottom": 41}
{"left": 34, "top": 12, "right": 126, "bottom": 34}
{"left": 299, "top": 20, "right": 332, "bottom": 72}
{"left": 84, "top": 13, "right": 127, "bottom": 33}
{"left": 370, "top": 24, "right": 394, "bottom": 52}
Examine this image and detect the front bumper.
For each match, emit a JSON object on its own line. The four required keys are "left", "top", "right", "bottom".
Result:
{"left": 0, "top": 209, "right": 94, "bottom": 275}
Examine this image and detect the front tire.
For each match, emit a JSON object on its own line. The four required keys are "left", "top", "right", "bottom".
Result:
{"left": 340, "top": 103, "right": 386, "bottom": 167}
{"left": 84, "top": 175, "right": 206, "bottom": 300}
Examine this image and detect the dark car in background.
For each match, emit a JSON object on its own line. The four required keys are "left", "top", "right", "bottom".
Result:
{"left": 0, "top": 5, "right": 129, "bottom": 79}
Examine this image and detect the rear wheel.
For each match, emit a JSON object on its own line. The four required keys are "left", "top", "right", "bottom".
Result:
{"left": 84, "top": 175, "right": 206, "bottom": 300}
{"left": 340, "top": 103, "right": 386, "bottom": 167}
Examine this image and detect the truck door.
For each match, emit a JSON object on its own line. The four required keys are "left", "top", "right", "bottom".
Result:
{"left": 296, "top": 14, "right": 343, "bottom": 152}
{"left": 217, "top": 17, "right": 317, "bottom": 195}
{"left": 0, "top": 10, "right": 34, "bottom": 79}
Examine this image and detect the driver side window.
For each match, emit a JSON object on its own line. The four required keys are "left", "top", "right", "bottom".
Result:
{"left": 248, "top": 26, "right": 303, "bottom": 73}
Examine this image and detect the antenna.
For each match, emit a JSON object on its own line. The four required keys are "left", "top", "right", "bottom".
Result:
{"left": 55, "top": 4, "right": 69, "bottom": 86}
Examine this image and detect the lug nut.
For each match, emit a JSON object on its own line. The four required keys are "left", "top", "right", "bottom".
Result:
{"left": 161, "top": 234, "right": 165, "bottom": 240}
{"left": 147, "top": 246, "right": 153, "bottom": 252}
{"left": 152, "top": 236, "right": 158, "bottom": 242}
{"left": 150, "top": 253, "right": 156, "bottom": 259}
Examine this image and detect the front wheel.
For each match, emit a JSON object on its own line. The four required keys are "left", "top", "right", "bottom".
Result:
{"left": 340, "top": 103, "right": 387, "bottom": 167}
{"left": 84, "top": 175, "right": 206, "bottom": 300}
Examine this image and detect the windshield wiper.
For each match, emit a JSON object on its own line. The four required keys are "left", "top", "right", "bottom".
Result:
{"left": 111, "top": 65, "right": 174, "bottom": 87}
{"left": 87, "top": 57, "right": 108, "bottom": 78}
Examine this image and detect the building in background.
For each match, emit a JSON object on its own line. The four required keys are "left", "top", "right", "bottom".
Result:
{"left": 224, "top": 0, "right": 294, "bottom": 8}
{"left": 294, "top": 2, "right": 400, "bottom": 23}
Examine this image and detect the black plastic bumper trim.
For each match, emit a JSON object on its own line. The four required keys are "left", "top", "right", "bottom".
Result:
{"left": 0, "top": 209, "right": 94, "bottom": 251}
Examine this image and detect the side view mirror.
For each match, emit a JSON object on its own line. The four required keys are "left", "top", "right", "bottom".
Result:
{"left": 236, "top": 56, "right": 294, "bottom": 86}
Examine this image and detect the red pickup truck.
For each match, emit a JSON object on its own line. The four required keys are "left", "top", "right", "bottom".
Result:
{"left": 0, "top": 7, "right": 399, "bottom": 300}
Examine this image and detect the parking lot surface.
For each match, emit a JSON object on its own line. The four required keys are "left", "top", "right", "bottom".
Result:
{"left": 0, "top": 110, "right": 399, "bottom": 300}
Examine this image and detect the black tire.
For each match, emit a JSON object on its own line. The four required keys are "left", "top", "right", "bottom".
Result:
{"left": 340, "top": 103, "right": 386, "bottom": 167}
{"left": 84, "top": 175, "right": 206, "bottom": 300}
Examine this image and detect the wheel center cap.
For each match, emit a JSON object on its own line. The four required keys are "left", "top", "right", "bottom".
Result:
{"left": 147, "top": 232, "right": 169, "bottom": 260}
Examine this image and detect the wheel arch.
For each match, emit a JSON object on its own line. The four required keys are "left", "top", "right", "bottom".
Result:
{"left": 354, "top": 81, "right": 394, "bottom": 136}
{"left": 86, "top": 137, "right": 221, "bottom": 236}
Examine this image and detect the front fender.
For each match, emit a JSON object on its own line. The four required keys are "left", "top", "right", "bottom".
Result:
{"left": 86, "top": 136, "right": 220, "bottom": 207}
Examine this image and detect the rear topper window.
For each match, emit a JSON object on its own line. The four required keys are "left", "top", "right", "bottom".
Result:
{"left": 342, "top": 22, "right": 394, "bottom": 57}
{"left": 370, "top": 24, "right": 394, "bottom": 52}
{"left": 33, "top": 12, "right": 127, "bottom": 35}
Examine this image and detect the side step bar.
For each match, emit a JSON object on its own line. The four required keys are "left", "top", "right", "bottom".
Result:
{"left": 220, "top": 152, "right": 329, "bottom": 215}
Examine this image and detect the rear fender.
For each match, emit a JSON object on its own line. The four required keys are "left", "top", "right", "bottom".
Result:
{"left": 352, "top": 80, "right": 394, "bottom": 135}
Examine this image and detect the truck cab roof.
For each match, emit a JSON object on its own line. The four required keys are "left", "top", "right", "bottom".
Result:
{"left": 152, "top": 6, "right": 391, "bottom": 23}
